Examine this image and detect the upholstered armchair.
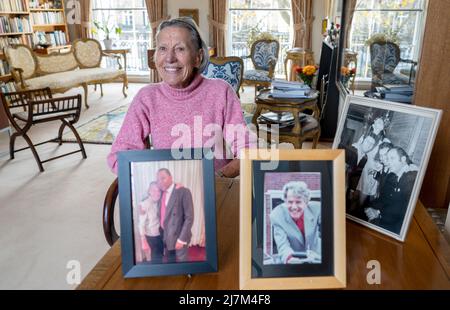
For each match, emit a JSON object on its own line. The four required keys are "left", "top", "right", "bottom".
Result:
{"left": 242, "top": 39, "right": 280, "bottom": 94}
{"left": 369, "top": 41, "right": 417, "bottom": 90}
{"left": 202, "top": 56, "right": 243, "bottom": 96}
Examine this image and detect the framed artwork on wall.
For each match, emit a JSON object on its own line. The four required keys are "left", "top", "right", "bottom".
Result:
{"left": 179, "top": 9, "right": 200, "bottom": 26}
{"left": 239, "top": 149, "right": 346, "bottom": 290}
{"left": 117, "top": 149, "right": 217, "bottom": 278}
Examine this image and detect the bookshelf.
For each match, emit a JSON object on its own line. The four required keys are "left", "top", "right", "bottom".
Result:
{"left": 29, "top": 0, "right": 69, "bottom": 54}
{"left": 0, "top": 0, "right": 70, "bottom": 89}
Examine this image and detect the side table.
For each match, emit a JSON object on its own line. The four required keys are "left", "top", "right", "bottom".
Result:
{"left": 252, "top": 89, "right": 321, "bottom": 148}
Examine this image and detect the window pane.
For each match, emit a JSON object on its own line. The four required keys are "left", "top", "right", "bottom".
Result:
{"left": 356, "top": 0, "right": 425, "bottom": 10}
{"left": 92, "top": 0, "right": 150, "bottom": 75}
{"left": 229, "top": 2, "right": 291, "bottom": 76}
{"left": 349, "top": 0, "right": 424, "bottom": 80}
{"left": 230, "top": 0, "right": 290, "bottom": 9}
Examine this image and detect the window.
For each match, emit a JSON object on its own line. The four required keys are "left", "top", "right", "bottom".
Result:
{"left": 228, "top": 0, "right": 292, "bottom": 76}
{"left": 349, "top": 0, "right": 426, "bottom": 80}
{"left": 92, "top": 0, "right": 150, "bottom": 75}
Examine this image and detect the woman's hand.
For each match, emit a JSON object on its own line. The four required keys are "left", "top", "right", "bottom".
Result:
{"left": 218, "top": 159, "right": 240, "bottom": 178}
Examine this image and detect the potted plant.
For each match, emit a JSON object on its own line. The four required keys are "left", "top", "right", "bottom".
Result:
{"left": 92, "top": 20, "right": 122, "bottom": 50}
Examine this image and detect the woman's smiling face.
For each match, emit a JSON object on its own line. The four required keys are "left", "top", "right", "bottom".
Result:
{"left": 155, "top": 26, "right": 202, "bottom": 88}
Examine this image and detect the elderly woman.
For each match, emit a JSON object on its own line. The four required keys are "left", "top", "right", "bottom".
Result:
{"left": 107, "top": 17, "right": 255, "bottom": 177}
{"left": 270, "top": 181, "right": 321, "bottom": 264}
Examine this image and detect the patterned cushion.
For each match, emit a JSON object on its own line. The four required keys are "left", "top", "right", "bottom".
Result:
{"left": 243, "top": 69, "right": 272, "bottom": 82}
{"left": 202, "top": 60, "right": 242, "bottom": 93}
{"left": 25, "top": 68, "right": 125, "bottom": 90}
{"left": 371, "top": 43, "right": 400, "bottom": 74}
{"left": 4, "top": 46, "right": 37, "bottom": 79}
{"left": 36, "top": 52, "right": 78, "bottom": 74}
{"left": 253, "top": 41, "right": 279, "bottom": 70}
{"left": 73, "top": 39, "right": 102, "bottom": 68}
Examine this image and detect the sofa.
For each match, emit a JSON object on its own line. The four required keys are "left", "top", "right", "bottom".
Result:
{"left": 4, "top": 38, "right": 128, "bottom": 108}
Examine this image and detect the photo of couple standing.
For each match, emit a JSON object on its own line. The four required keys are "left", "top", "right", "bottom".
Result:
{"left": 131, "top": 160, "right": 206, "bottom": 264}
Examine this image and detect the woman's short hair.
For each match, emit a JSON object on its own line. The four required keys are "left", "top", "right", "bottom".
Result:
{"left": 156, "top": 17, "right": 209, "bottom": 72}
{"left": 282, "top": 181, "right": 310, "bottom": 203}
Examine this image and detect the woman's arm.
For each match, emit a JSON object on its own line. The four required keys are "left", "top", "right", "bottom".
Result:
{"left": 107, "top": 95, "right": 151, "bottom": 174}
{"left": 220, "top": 86, "right": 257, "bottom": 177}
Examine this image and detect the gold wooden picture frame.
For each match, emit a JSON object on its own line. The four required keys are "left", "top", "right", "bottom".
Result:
{"left": 178, "top": 9, "right": 200, "bottom": 26}
{"left": 239, "top": 149, "right": 346, "bottom": 290}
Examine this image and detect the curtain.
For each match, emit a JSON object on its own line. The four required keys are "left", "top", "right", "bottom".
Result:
{"left": 145, "top": 0, "right": 169, "bottom": 82}
{"left": 79, "top": 0, "right": 92, "bottom": 39}
{"left": 291, "top": 0, "right": 314, "bottom": 50}
{"left": 131, "top": 161, "right": 206, "bottom": 263}
{"left": 208, "top": 0, "right": 228, "bottom": 57}
{"left": 344, "top": 0, "right": 358, "bottom": 47}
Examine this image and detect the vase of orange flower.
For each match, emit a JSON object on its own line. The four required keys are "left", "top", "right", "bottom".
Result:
{"left": 295, "top": 65, "right": 318, "bottom": 88}
{"left": 340, "top": 66, "right": 356, "bottom": 87}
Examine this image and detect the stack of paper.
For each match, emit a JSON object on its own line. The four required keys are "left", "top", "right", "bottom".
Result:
{"left": 270, "top": 79, "right": 311, "bottom": 99}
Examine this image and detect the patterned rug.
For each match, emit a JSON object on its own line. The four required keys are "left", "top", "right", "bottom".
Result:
{"left": 63, "top": 105, "right": 128, "bottom": 144}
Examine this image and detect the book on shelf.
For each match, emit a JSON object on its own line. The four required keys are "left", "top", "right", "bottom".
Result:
{"left": 0, "top": 16, "right": 32, "bottom": 34}
{"left": 29, "top": 0, "right": 63, "bottom": 10}
{"left": 33, "top": 30, "right": 67, "bottom": 47}
{"left": 0, "top": 81, "right": 16, "bottom": 93}
{"left": 0, "top": 0, "right": 27, "bottom": 12}
{"left": 31, "top": 12, "right": 64, "bottom": 25}
{"left": 0, "top": 59, "right": 11, "bottom": 76}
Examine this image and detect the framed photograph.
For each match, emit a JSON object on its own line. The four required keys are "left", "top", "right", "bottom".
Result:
{"left": 179, "top": 8, "right": 199, "bottom": 26}
{"left": 117, "top": 149, "right": 217, "bottom": 278}
{"left": 239, "top": 149, "right": 346, "bottom": 290}
{"left": 333, "top": 95, "right": 442, "bottom": 241}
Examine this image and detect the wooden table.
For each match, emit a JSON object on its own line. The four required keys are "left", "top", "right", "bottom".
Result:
{"left": 78, "top": 178, "right": 450, "bottom": 289}
{"left": 284, "top": 48, "right": 315, "bottom": 81}
{"left": 103, "top": 48, "right": 131, "bottom": 71}
{"left": 252, "top": 89, "right": 321, "bottom": 149}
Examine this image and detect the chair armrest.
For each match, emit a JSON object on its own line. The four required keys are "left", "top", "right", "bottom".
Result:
{"left": 400, "top": 58, "right": 418, "bottom": 65}
{"left": 103, "top": 178, "right": 119, "bottom": 246}
{"left": 102, "top": 52, "right": 123, "bottom": 70}
{"left": 10, "top": 68, "right": 26, "bottom": 89}
{"left": 241, "top": 55, "right": 251, "bottom": 60}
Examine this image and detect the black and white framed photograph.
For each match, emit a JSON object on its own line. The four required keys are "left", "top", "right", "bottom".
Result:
{"left": 333, "top": 95, "right": 442, "bottom": 241}
{"left": 117, "top": 149, "right": 217, "bottom": 278}
{"left": 240, "top": 149, "right": 346, "bottom": 290}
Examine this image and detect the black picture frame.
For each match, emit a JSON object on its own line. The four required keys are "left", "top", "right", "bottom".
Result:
{"left": 251, "top": 161, "right": 334, "bottom": 278}
{"left": 117, "top": 148, "right": 217, "bottom": 278}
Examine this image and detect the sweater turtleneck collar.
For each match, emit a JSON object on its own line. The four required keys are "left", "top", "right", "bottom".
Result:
{"left": 161, "top": 73, "right": 204, "bottom": 99}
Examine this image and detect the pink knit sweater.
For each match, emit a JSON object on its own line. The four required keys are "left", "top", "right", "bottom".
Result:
{"left": 107, "top": 74, "right": 255, "bottom": 173}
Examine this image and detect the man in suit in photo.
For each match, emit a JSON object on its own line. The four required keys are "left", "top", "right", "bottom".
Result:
{"left": 157, "top": 168, "right": 194, "bottom": 263}
{"left": 365, "top": 147, "right": 418, "bottom": 234}
{"left": 270, "top": 181, "right": 321, "bottom": 264}
{"left": 339, "top": 132, "right": 380, "bottom": 217}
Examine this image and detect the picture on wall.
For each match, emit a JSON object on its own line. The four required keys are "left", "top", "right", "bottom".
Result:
{"left": 117, "top": 149, "right": 217, "bottom": 278}
{"left": 239, "top": 149, "right": 346, "bottom": 290}
{"left": 333, "top": 95, "right": 442, "bottom": 241}
{"left": 179, "top": 9, "right": 200, "bottom": 26}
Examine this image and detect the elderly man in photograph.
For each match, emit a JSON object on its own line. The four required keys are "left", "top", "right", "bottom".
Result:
{"left": 270, "top": 181, "right": 321, "bottom": 264}
{"left": 157, "top": 168, "right": 194, "bottom": 263}
{"left": 365, "top": 147, "right": 418, "bottom": 234}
